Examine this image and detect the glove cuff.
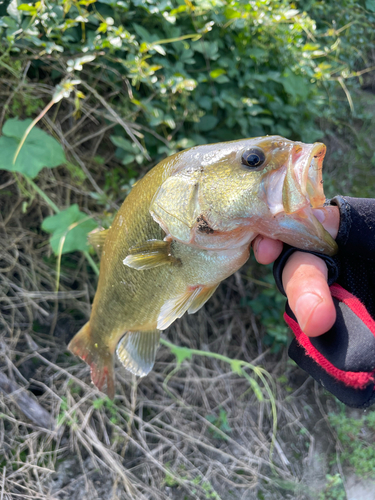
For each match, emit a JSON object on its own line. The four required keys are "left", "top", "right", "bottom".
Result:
{"left": 273, "top": 245, "right": 339, "bottom": 297}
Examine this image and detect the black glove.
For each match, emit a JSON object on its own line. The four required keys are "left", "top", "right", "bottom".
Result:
{"left": 273, "top": 196, "right": 375, "bottom": 408}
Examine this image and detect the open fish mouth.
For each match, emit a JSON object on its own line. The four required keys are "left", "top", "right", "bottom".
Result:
{"left": 263, "top": 140, "right": 337, "bottom": 256}
{"left": 282, "top": 142, "right": 327, "bottom": 214}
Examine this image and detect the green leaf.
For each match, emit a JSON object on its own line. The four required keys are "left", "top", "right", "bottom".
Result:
{"left": 110, "top": 135, "right": 135, "bottom": 152}
{"left": 210, "top": 68, "right": 226, "bottom": 79}
{"left": 121, "top": 153, "right": 136, "bottom": 165}
{"left": 0, "top": 119, "right": 66, "bottom": 179}
{"left": 133, "top": 23, "right": 154, "bottom": 42}
{"left": 280, "top": 74, "right": 310, "bottom": 101}
{"left": 199, "top": 96, "right": 212, "bottom": 110}
{"left": 18, "top": 3, "right": 38, "bottom": 15}
{"left": 153, "top": 44, "right": 166, "bottom": 56}
{"left": 7, "top": 0, "right": 22, "bottom": 23}
{"left": 197, "top": 115, "right": 219, "bottom": 132}
{"left": 41, "top": 204, "right": 98, "bottom": 255}
{"left": 215, "top": 75, "right": 230, "bottom": 84}
{"left": 366, "top": 0, "right": 375, "bottom": 12}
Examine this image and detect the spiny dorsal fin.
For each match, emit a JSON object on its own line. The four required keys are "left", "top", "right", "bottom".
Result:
{"left": 116, "top": 330, "right": 160, "bottom": 376}
{"left": 88, "top": 228, "right": 110, "bottom": 259}
{"left": 123, "top": 240, "right": 180, "bottom": 270}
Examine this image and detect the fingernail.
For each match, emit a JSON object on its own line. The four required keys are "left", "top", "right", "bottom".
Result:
{"left": 295, "top": 293, "right": 323, "bottom": 332}
{"left": 312, "top": 208, "right": 325, "bottom": 223}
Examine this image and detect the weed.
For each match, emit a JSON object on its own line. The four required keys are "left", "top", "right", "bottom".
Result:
{"left": 206, "top": 408, "right": 232, "bottom": 440}
{"left": 319, "top": 474, "right": 346, "bottom": 500}
{"left": 328, "top": 407, "right": 375, "bottom": 478}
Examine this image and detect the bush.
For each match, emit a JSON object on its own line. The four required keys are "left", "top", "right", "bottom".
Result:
{"left": 2, "top": 0, "right": 374, "bottom": 174}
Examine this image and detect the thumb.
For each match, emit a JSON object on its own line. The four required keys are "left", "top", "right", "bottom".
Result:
{"left": 282, "top": 251, "right": 336, "bottom": 337}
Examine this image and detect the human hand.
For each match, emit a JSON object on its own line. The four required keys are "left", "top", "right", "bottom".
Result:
{"left": 252, "top": 206, "right": 340, "bottom": 337}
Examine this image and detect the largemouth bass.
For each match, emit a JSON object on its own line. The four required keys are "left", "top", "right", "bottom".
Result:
{"left": 69, "top": 136, "right": 337, "bottom": 397}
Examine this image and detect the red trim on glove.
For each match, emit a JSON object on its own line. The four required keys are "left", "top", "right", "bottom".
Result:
{"left": 330, "top": 283, "right": 375, "bottom": 337}
{"left": 284, "top": 297, "right": 375, "bottom": 389}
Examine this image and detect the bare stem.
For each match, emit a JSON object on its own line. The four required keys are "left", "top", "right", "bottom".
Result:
{"left": 13, "top": 99, "right": 56, "bottom": 165}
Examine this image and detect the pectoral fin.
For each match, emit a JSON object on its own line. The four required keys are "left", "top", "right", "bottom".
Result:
{"left": 88, "top": 228, "right": 110, "bottom": 259}
{"left": 157, "top": 286, "right": 211, "bottom": 330}
{"left": 188, "top": 284, "right": 219, "bottom": 314}
{"left": 123, "top": 240, "right": 180, "bottom": 270}
{"left": 116, "top": 330, "right": 160, "bottom": 376}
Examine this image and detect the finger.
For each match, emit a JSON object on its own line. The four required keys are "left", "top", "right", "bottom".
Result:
{"left": 312, "top": 205, "right": 340, "bottom": 239}
{"left": 252, "top": 236, "right": 284, "bottom": 265}
{"left": 282, "top": 252, "right": 336, "bottom": 337}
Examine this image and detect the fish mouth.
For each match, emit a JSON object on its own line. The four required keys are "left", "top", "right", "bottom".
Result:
{"left": 282, "top": 142, "right": 327, "bottom": 214}
{"left": 264, "top": 141, "right": 337, "bottom": 256}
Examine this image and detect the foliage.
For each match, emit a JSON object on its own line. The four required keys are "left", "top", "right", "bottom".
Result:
{"left": 163, "top": 464, "right": 220, "bottom": 499}
{"left": 1, "top": 0, "right": 375, "bottom": 266}
{"left": 2, "top": 1, "right": 375, "bottom": 497}
{"left": 0, "top": 118, "right": 66, "bottom": 178}
{"left": 2, "top": 0, "right": 375, "bottom": 180}
{"left": 0, "top": 117, "right": 98, "bottom": 272}
{"left": 328, "top": 407, "right": 375, "bottom": 478}
{"left": 319, "top": 474, "right": 346, "bottom": 500}
{"left": 42, "top": 204, "right": 97, "bottom": 255}
{"left": 206, "top": 407, "right": 232, "bottom": 440}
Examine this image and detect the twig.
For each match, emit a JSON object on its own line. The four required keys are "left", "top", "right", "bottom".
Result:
{"left": 43, "top": 114, "right": 106, "bottom": 199}
{"left": 79, "top": 80, "right": 151, "bottom": 160}
{"left": 12, "top": 100, "right": 56, "bottom": 165}
{"left": 0, "top": 466, "right": 5, "bottom": 500}
{"left": 0, "top": 372, "right": 55, "bottom": 430}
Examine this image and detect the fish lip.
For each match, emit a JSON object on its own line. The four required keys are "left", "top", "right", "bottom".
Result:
{"left": 294, "top": 142, "right": 327, "bottom": 209}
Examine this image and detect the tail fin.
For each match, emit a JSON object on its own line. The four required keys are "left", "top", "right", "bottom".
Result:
{"left": 68, "top": 322, "right": 115, "bottom": 399}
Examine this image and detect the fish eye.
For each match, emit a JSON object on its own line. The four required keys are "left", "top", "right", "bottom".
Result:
{"left": 241, "top": 147, "right": 266, "bottom": 169}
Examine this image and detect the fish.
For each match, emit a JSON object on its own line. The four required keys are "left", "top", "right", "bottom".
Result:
{"left": 68, "top": 136, "right": 337, "bottom": 398}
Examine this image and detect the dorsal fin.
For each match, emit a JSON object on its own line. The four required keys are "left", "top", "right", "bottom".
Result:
{"left": 88, "top": 228, "right": 110, "bottom": 259}
{"left": 123, "top": 240, "right": 180, "bottom": 270}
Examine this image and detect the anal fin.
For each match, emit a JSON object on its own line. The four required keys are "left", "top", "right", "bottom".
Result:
{"left": 123, "top": 240, "right": 180, "bottom": 270}
{"left": 116, "top": 330, "right": 160, "bottom": 377}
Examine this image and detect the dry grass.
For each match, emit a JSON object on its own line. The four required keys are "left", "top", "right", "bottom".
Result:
{"left": 0, "top": 75, "right": 340, "bottom": 500}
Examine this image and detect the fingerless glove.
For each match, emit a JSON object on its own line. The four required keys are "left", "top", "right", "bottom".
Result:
{"left": 273, "top": 196, "right": 375, "bottom": 408}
